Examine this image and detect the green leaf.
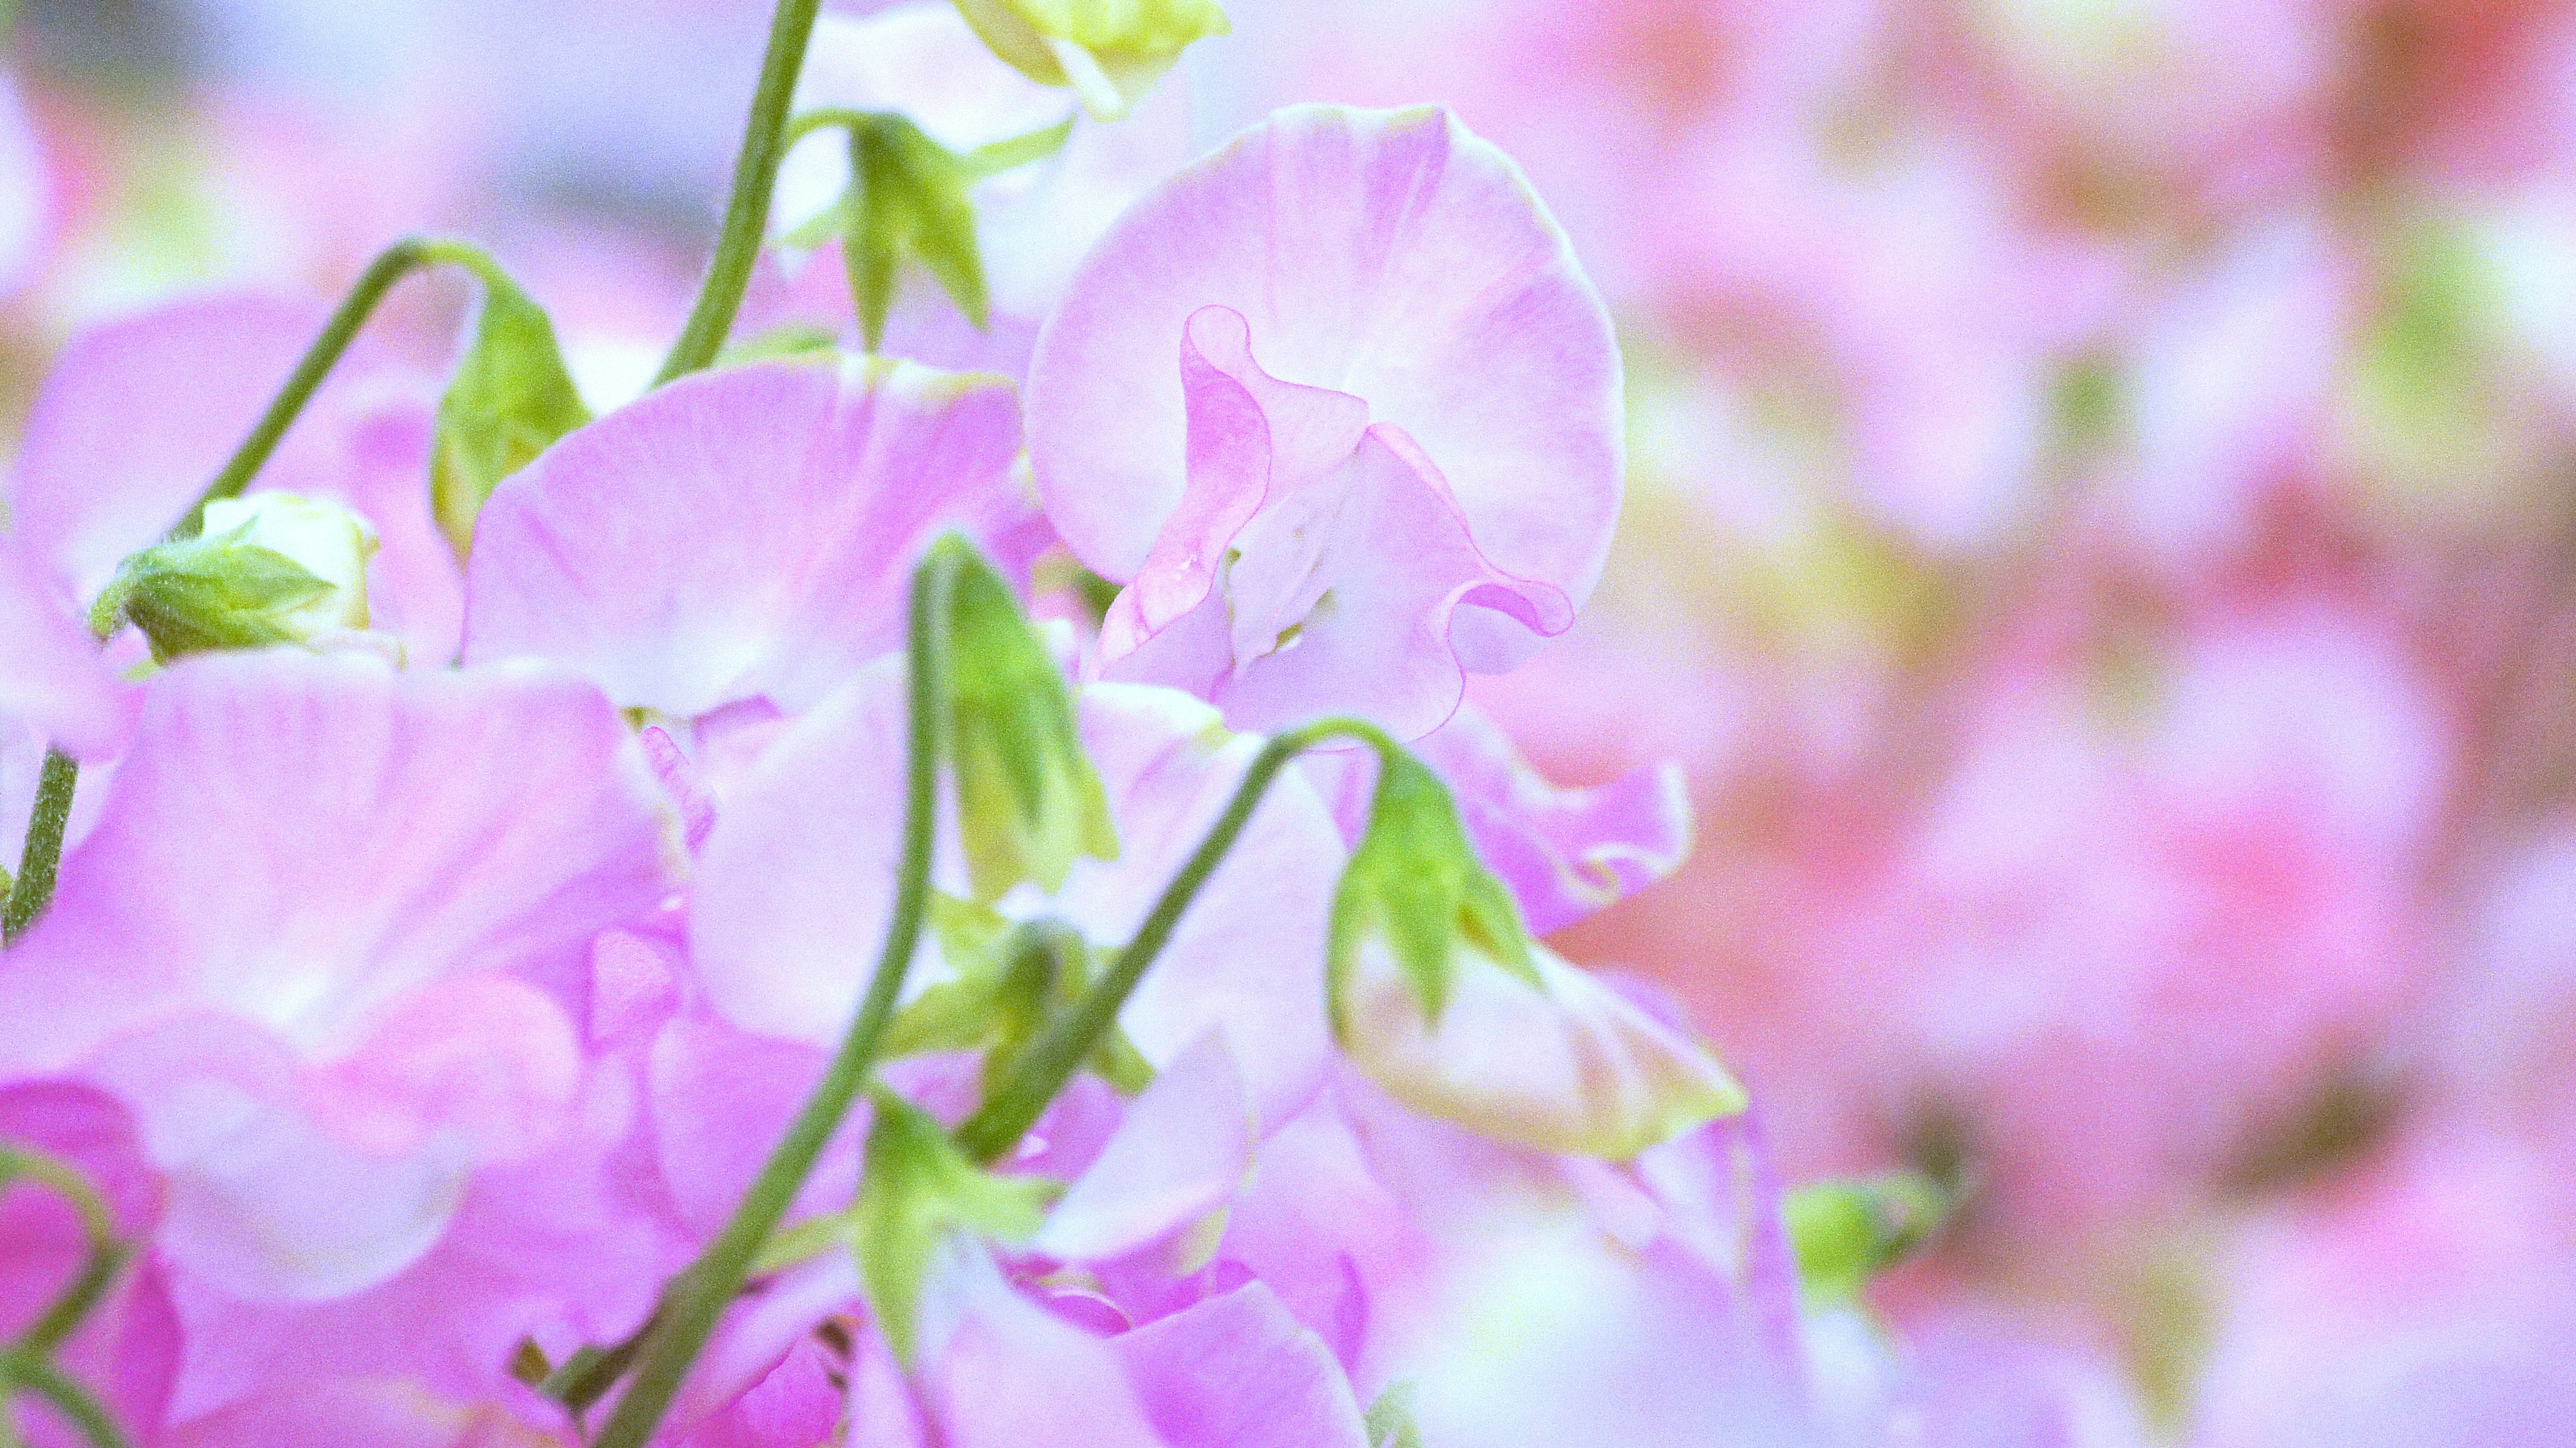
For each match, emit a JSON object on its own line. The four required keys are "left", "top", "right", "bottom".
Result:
{"left": 853, "top": 1086, "right": 1058, "bottom": 1363}
{"left": 939, "top": 545, "right": 1118, "bottom": 904}
{"left": 430, "top": 261, "right": 590, "bottom": 562}
{"left": 1782, "top": 1173, "right": 1950, "bottom": 1306}
{"left": 950, "top": 0, "right": 1229, "bottom": 119}
{"left": 1327, "top": 745, "right": 1541, "bottom": 1031}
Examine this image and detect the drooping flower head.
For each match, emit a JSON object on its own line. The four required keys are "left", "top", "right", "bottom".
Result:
{"left": 1028, "top": 105, "right": 1623, "bottom": 739}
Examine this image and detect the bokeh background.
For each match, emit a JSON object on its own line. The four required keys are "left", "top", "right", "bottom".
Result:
{"left": 8, "top": 1, "right": 2576, "bottom": 1439}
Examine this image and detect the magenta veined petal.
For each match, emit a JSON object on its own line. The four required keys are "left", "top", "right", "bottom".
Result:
{"left": 463, "top": 354, "right": 1040, "bottom": 718}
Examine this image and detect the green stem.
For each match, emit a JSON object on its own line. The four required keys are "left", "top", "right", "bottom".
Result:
{"left": 3, "top": 1358, "right": 132, "bottom": 1448}
{"left": 653, "top": 0, "right": 828, "bottom": 386}
{"left": 0, "top": 1145, "right": 127, "bottom": 1359}
{"left": 176, "top": 236, "right": 443, "bottom": 537}
{"left": 2, "top": 752, "right": 77, "bottom": 945}
{"left": 592, "top": 541, "right": 961, "bottom": 1448}
{"left": 953, "top": 718, "right": 1394, "bottom": 1164}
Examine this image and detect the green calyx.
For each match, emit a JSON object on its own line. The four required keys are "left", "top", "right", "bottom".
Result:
{"left": 837, "top": 1086, "right": 1059, "bottom": 1364}
{"left": 786, "top": 110, "right": 1070, "bottom": 350}
{"left": 888, "top": 904, "right": 1155, "bottom": 1095}
{"left": 1782, "top": 1172, "right": 1951, "bottom": 1306}
{"left": 429, "top": 252, "right": 591, "bottom": 564}
{"left": 99, "top": 520, "right": 339, "bottom": 664}
{"left": 1327, "top": 741, "right": 1542, "bottom": 1033}
{"left": 936, "top": 541, "right": 1119, "bottom": 904}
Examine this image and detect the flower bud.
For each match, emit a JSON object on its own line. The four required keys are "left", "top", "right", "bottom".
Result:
{"left": 1784, "top": 1173, "right": 1950, "bottom": 1306}
{"left": 940, "top": 540, "right": 1118, "bottom": 904}
{"left": 951, "top": 0, "right": 1228, "bottom": 120}
{"left": 109, "top": 492, "right": 379, "bottom": 662}
{"left": 1329, "top": 745, "right": 1745, "bottom": 1159}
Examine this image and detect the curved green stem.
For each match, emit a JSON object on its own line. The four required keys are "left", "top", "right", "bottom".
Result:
{"left": 653, "top": 0, "right": 827, "bottom": 386}
{"left": 4, "top": 1357, "right": 133, "bottom": 1448}
{"left": 2, "top": 752, "right": 78, "bottom": 946}
{"left": 178, "top": 237, "right": 439, "bottom": 537}
{"left": 0, "top": 1145, "right": 127, "bottom": 1360}
{"left": 592, "top": 540, "right": 962, "bottom": 1448}
{"left": 953, "top": 718, "right": 1395, "bottom": 1163}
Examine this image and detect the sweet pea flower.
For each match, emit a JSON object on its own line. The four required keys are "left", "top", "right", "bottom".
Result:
{"left": 464, "top": 354, "right": 1044, "bottom": 724}
{"left": 1217, "top": 1075, "right": 1825, "bottom": 1448}
{"left": 1026, "top": 105, "right": 1622, "bottom": 739}
{"left": 0, "top": 652, "right": 677, "bottom": 1420}
{"left": 0, "top": 536, "right": 131, "bottom": 761}
{"left": 0, "top": 72, "right": 47, "bottom": 299}
{"left": 690, "top": 665, "right": 1342, "bottom": 1129}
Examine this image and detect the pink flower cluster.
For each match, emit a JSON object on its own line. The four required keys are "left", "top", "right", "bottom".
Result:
{"left": 0, "top": 51, "right": 2010, "bottom": 1444}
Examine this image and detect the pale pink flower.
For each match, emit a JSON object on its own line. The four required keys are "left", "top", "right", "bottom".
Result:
{"left": 1026, "top": 105, "right": 1621, "bottom": 739}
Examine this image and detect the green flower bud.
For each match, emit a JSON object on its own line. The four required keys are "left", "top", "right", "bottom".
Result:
{"left": 1782, "top": 1172, "right": 1950, "bottom": 1306}
{"left": 107, "top": 492, "right": 378, "bottom": 662}
{"left": 951, "top": 0, "right": 1230, "bottom": 119}
{"left": 430, "top": 259, "right": 591, "bottom": 562}
{"left": 938, "top": 541, "right": 1118, "bottom": 904}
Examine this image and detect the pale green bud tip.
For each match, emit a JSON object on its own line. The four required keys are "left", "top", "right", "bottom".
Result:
{"left": 1784, "top": 1173, "right": 1950, "bottom": 1304}
{"left": 109, "top": 493, "right": 381, "bottom": 663}
{"left": 951, "top": 0, "right": 1229, "bottom": 119}
{"left": 200, "top": 494, "right": 378, "bottom": 631}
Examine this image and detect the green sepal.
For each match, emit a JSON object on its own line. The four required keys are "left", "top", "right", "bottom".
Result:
{"left": 1782, "top": 1172, "right": 1950, "bottom": 1306}
{"left": 885, "top": 903, "right": 1154, "bottom": 1096}
{"left": 102, "top": 526, "right": 332, "bottom": 664}
{"left": 851, "top": 1086, "right": 1059, "bottom": 1364}
{"left": 430, "top": 260, "right": 590, "bottom": 563}
{"left": 949, "top": 0, "right": 1229, "bottom": 119}
{"left": 939, "top": 545, "right": 1118, "bottom": 904}
{"left": 847, "top": 113, "right": 987, "bottom": 350}
{"left": 1327, "top": 745, "right": 1542, "bottom": 1031}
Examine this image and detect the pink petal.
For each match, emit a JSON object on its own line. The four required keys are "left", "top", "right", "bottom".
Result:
{"left": 1028, "top": 105, "right": 1621, "bottom": 608}
{"left": 1107, "top": 1283, "right": 1370, "bottom": 1448}
{"left": 1410, "top": 703, "right": 1691, "bottom": 935}
{"left": 5, "top": 293, "right": 394, "bottom": 596}
{"left": 1035, "top": 1033, "right": 1252, "bottom": 1263}
{"left": 0, "top": 535, "right": 133, "bottom": 759}
{"left": 0, "top": 651, "right": 676, "bottom": 1076}
{"left": 464, "top": 356, "right": 1037, "bottom": 718}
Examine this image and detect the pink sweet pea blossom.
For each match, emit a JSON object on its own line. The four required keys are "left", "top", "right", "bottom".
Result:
{"left": 0, "top": 651, "right": 677, "bottom": 1425}
{"left": 1026, "top": 105, "right": 1622, "bottom": 739}
{"left": 464, "top": 354, "right": 1044, "bottom": 721}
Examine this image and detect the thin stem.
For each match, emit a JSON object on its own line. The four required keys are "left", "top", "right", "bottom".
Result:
{"left": 953, "top": 718, "right": 1393, "bottom": 1164}
{"left": 0, "top": 1145, "right": 127, "bottom": 1359}
{"left": 3, "top": 1357, "right": 132, "bottom": 1448}
{"left": 3, "top": 752, "right": 77, "bottom": 945}
{"left": 653, "top": 0, "right": 827, "bottom": 386}
{"left": 592, "top": 541, "right": 961, "bottom": 1448}
{"left": 176, "top": 236, "right": 443, "bottom": 537}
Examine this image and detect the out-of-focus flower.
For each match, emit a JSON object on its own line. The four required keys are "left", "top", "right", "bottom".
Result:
{"left": 2190, "top": 1127, "right": 2576, "bottom": 1448}
{"left": 1027, "top": 105, "right": 1621, "bottom": 739}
